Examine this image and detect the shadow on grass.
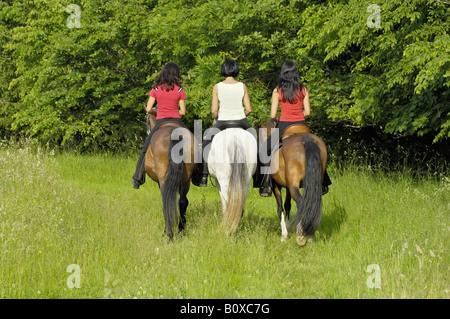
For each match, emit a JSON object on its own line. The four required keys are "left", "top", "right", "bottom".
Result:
{"left": 318, "top": 199, "right": 347, "bottom": 242}
{"left": 240, "top": 197, "right": 348, "bottom": 243}
{"left": 240, "top": 212, "right": 282, "bottom": 236}
{"left": 182, "top": 188, "right": 347, "bottom": 243}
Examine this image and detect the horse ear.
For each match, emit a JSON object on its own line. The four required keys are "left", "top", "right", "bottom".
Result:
{"left": 253, "top": 120, "right": 259, "bottom": 130}
{"left": 142, "top": 102, "right": 146, "bottom": 111}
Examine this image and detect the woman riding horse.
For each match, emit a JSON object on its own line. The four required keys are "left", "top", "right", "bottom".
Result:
{"left": 258, "top": 60, "right": 331, "bottom": 196}
{"left": 132, "top": 62, "right": 187, "bottom": 189}
{"left": 193, "top": 59, "right": 253, "bottom": 187}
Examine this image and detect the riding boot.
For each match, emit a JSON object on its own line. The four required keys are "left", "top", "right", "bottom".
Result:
{"left": 252, "top": 169, "right": 261, "bottom": 188}
{"left": 199, "top": 162, "right": 208, "bottom": 187}
{"left": 192, "top": 162, "right": 208, "bottom": 187}
{"left": 322, "top": 170, "right": 332, "bottom": 195}
{"left": 253, "top": 149, "right": 267, "bottom": 188}
{"left": 132, "top": 151, "right": 146, "bottom": 189}
{"left": 259, "top": 166, "right": 272, "bottom": 197}
{"left": 252, "top": 158, "right": 262, "bottom": 188}
{"left": 132, "top": 126, "right": 158, "bottom": 189}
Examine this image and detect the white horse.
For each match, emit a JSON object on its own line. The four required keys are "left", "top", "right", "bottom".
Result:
{"left": 207, "top": 128, "right": 257, "bottom": 234}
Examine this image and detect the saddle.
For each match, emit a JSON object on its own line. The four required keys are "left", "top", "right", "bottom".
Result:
{"left": 221, "top": 120, "right": 248, "bottom": 130}
{"left": 281, "top": 124, "right": 310, "bottom": 140}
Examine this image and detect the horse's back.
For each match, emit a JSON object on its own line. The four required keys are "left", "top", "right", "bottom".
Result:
{"left": 208, "top": 128, "right": 257, "bottom": 178}
{"left": 273, "top": 133, "right": 327, "bottom": 187}
{"left": 145, "top": 125, "right": 198, "bottom": 182}
{"left": 281, "top": 124, "right": 310, "bottom": 140}
{"left": 282, "top": 132, "right": 326, "bottom": 160}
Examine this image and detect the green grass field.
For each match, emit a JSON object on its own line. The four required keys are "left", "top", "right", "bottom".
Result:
{"left": 0, "top": 142, "right": 448, "bottom": 299}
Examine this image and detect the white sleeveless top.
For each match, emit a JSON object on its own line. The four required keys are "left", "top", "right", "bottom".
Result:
{"left": 217, "top": 82, "right": 246, "bottom": 121}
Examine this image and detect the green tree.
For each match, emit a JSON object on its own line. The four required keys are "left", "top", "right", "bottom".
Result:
{"left": 296, "top": 0, "right": 449, "bottom": 142}
{"left": 0, "top": 0, "right": 448, "bottom": 152}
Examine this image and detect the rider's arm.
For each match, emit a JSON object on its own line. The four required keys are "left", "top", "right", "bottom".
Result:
{"left": 178, "top": 99, "right": 186, "bottom": 116}
{"left": 303, "top": 87, "right": 310, "bottom": 117}
{"left": 211, "top": 84, "right": 219, "bottom": 120}
{"left": 146, "top": 96, "right": 156, "bottom": 115}
{"left": 243, "top": 83, "right": 252, "bottom": 116}
{"left": 270, "top": 88, "right": 279, "bottom": 120}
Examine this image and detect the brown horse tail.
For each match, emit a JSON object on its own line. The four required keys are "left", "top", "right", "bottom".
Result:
{"left": 222, "top": 139, "right": 246, "bottom": 234}
{"left": 161, "top": 134, "right": 184, "bottom": 239}
{"left": 289, "top": 136, "right": 323, "bottom": 237}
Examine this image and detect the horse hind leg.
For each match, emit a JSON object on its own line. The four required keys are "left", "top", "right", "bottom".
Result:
{"left": 295, "top": 236, "right": 314, "bottom": 248}
{"left": 287, "top": 181, "right": 310, "bottom": 246}
{"left": 287, "top": 187, "right": 308, "bottom": 246}
{"left": 273, "top": 185, "right": 288, "bottom": 242}
{"left": 178, "top": 184, "right": 189, "bottom": 233}
{"left": 295, "top": 224, "right": 309, "bottom": 246}
{"left": 295, "top": 219, "right": 313, "bottom": 246}
{"left": 281, "top": 190, "right": 293, "bottom": 242}
{"left": 280, "top": 211, "right": 288, "bottom": 242}
{"left": 284, "top": 190, "right": 292, "bottom": 220}
{"left": 273, "top": 185, "right": 283, "bottom": 221}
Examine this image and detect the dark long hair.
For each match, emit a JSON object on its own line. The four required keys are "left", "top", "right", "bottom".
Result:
{"left": 155, "top": 62, "right": 182, "bottom": 91}
{"left": 277, "top": 60, "right": 305, "bottom": 103}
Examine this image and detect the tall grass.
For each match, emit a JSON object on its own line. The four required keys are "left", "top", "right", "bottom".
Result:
{"left": 0, "top": 141, "right": 448, "bottom": 298}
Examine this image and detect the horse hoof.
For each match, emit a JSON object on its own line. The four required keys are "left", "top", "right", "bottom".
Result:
{"left": 280, "top": 236, "right": 288, "bottom": 242}
{"left": 296, "top": 235, "right": 308, "bottom": 246}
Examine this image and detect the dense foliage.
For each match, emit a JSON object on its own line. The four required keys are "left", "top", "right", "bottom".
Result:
{"left": 0, "top": 0, "right": 449, "bottom": 157}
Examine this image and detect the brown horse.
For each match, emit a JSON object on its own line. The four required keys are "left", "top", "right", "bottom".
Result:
{"left": 259, "top": 119, "right": 327, "bottom": 245}
{"left": 145, "top": 111, "right": 198, "bottom": 240}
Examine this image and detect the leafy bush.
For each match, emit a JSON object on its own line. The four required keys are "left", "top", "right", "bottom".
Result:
{"left": 0, "top": 0, "right": 448, "bottom": 155}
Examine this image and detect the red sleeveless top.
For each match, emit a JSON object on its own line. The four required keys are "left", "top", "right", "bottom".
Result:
{"left": 149, "top": 84, "right": 186, "bottom": 120}
{"left": 279, "top": 87, "right": 305, "bottom": 122}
